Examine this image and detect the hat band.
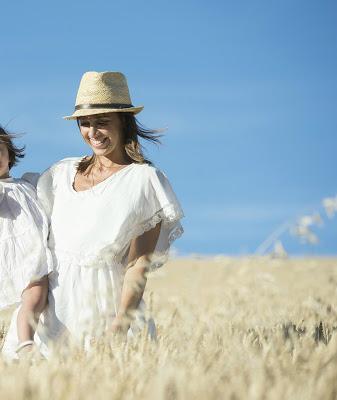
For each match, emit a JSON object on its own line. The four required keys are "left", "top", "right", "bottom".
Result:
{"left": 75, "top": 103, "right": 134, "bottom": 111}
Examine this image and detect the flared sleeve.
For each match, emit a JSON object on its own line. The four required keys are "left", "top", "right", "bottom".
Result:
{"left": 131, "top": 166, "right": 185, "bottom": 270}
{"left": 34, "top": 158, "right": 79, "bottom": 221}
{"left": 21, "top": 171, "right": 54, "bottom": 220}
{"left": 35, "top": 165, "right": 57, "bottom": 221}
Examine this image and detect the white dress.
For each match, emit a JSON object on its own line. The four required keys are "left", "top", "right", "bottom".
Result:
{"left": 0, "top": 177, "right": 53, "bottom": 311}
{"left": 2, "top": 158, "right": 184, "bottom": 359}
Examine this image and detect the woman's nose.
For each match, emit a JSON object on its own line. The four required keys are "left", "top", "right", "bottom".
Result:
{"left": 88, "top": 125, "right": 97, "bottom": 139}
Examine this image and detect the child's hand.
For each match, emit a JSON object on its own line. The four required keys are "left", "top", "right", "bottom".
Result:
{"left": 16, "top": 341, "right": 44, "bottom": 362}
{"left": 17, "top": 342, "right": 34, "bottom": 356}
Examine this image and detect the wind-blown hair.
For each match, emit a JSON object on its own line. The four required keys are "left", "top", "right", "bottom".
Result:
{"left": 76, "top": 113, "right": 163, "bottom": 174}
{"left": 0, "top": 126, "right": 25, "bottom": 170}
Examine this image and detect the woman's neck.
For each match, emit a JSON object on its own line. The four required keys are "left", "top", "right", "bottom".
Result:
{"left": 95, "top": 153, "right": 132, "bottom": 168}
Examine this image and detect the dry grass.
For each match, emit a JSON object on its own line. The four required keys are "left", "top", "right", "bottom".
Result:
{"left": 1, "top": 256, "right": 337, "bottom": 399}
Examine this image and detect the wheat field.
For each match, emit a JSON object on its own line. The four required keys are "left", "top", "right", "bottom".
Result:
{"left": 1, "top": 256, "right": 337, "bottom": 399}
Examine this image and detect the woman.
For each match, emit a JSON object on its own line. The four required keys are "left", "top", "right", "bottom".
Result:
{"left": 2, "top": 71, "right": 184, "bottom": 359}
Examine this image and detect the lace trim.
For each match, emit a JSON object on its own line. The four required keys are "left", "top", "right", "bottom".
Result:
{"left": 130, "top": 203, "right": 184, "bottom": 240}
{"left": 131, "top": 205, "right": 184, "bottom": 271}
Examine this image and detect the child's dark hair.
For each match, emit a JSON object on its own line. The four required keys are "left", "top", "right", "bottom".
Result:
{"left": 0, "top": 126, "right": 25, "bottom": 169}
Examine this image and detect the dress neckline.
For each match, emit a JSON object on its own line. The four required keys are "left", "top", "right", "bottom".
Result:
{"left": 69, "top": 158, "right": 135, "bottom": 195}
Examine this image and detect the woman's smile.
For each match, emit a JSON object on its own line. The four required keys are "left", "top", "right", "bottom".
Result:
{"left": 89, "top": 136, "right": 109, "bottom": 149}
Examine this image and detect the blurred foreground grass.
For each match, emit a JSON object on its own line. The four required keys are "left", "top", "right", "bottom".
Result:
{"left": 1, "top": 256, "right": 337, "bottom": 399}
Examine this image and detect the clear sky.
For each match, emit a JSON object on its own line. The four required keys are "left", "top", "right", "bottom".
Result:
{"left": 1, "top": 0, "right": 337, "bottom": 255}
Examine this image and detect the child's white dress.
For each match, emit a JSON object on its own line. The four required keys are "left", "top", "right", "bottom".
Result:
{"left": 2, "top": 158, "right": 184, "bottom": 359}
{"left": 0, "top": 177, "right": 53, "bottom": 311}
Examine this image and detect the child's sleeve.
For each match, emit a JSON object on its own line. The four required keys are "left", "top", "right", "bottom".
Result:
{"left": 21, "top": 172, "right": 40, "bottom": 188}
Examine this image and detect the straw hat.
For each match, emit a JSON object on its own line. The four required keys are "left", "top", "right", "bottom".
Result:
{"left": 63, "top": 71, "right": 144, "bottom": 120}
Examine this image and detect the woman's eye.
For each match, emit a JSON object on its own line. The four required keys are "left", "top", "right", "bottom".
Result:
{"left": 80, "top": 122, "right": 90, "bottom": 128}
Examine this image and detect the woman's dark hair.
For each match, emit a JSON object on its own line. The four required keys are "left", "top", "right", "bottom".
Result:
{"left": 76, "top": 113, "right": 164, "bottom": 174}
{"left": 0, "top": 126, "right": 25, "bottom": 170}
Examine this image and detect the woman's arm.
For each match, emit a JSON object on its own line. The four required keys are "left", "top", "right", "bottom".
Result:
{"left": 111, "top": 221, "right": 162, "bottom": 334}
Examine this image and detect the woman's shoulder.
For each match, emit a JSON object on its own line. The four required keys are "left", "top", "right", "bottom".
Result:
{"left": 39, "top": 157, "right": 81, "bottom": 181}
{"left": 47, "top": 157, "right": 82, "bottom": 173}
{"left": 35, "top": 157, "right": 81, "bottom": 195}
{"left": 132, "top": 162, "right": 168, "bottom": 181}
{"left": 130, "top": 163, "right": 176, "bottom": 199}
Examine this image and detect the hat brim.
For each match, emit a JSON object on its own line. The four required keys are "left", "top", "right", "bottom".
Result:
{"left": 63, "top": 105, "right": 144, "bottom": 120}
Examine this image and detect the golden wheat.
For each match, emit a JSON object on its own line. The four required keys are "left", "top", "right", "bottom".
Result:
{"left": 1, "top": 257, "right": 337, "bottom": 399}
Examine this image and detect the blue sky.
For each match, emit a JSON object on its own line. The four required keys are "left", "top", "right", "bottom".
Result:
{"left": 1, "top": 0, "right": 337, "bottom": 255}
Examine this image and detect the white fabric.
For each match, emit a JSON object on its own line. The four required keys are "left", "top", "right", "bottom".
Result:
{"left": 2, "top": 158, "right": 184, "bottom": 359}
{"left": 0, "top": 177, "right": 53, "bottom": 311}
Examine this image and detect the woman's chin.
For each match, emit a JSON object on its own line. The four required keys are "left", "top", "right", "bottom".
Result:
{"left": 92, "top": 148, "right": 107, "bottom": 155}
{"left": 91, "top": 147, "right": 114, "bottom": 157}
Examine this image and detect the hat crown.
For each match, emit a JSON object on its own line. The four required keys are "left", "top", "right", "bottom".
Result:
{"left": 63, "top": 71, "right": 144, "bottom": 119}
{"left": 75, "top": 71, "right": 132, "bottom": 106}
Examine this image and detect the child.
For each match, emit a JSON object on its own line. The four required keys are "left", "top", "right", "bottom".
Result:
{"left": 0, "top": 126, "right": 52, "bottom": 359}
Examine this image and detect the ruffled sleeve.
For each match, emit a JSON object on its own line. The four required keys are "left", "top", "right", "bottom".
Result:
{"left": 36, "top": 165, "right": 57, "bottom": 220}
{"left": 21, "top": 172, "right": 54, "bottom": 220}
{"left": 131, "top": 166, "right": 185, "bottom": 270}
{"left": 21, "top": 169, "right": 55, "bottom": 221}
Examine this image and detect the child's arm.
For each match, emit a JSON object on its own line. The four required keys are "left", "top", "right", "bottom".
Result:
{"left": 16, "top": 276, "right": 48, "bottom": 353}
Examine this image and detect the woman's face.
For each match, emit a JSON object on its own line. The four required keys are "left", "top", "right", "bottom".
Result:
{"left": 78, "top": 113, "right": 124, "bottom": 157}
{"left": 0, "top": 143, "right": 10, "bottom": 178}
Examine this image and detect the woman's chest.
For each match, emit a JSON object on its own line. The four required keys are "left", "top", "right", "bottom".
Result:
{"left": 72, "top": 172, "right": 93, "bottom": 192}
{"left": 72, "top": 170, "right": 116, "bottom": 192}
{"left": 53, "top": 188, "right": 136, "bottom": 222}
{"left": 48, "top": 183, "right": 142, "bottom": 249}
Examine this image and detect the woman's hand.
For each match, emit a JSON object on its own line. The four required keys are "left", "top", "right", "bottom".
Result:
{"left": 111, "top": 314, "right": 130, "bottom": 335}
{"left": 112, "top": 221, "right": 161, "bottom": 337}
